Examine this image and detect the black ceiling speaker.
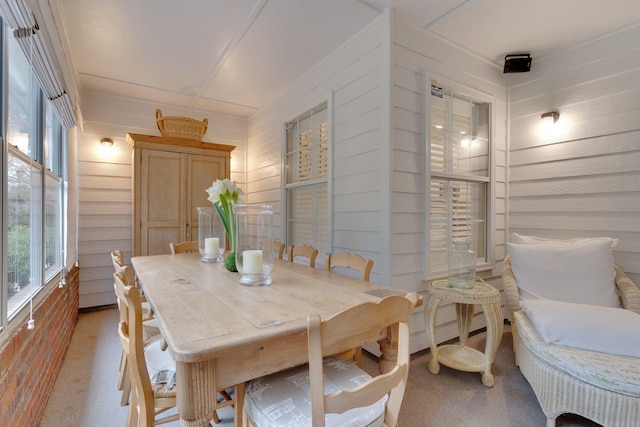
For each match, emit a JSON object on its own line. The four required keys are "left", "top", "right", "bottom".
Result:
{"left": 503, "top": 54, "right": 531, "bottom": 73}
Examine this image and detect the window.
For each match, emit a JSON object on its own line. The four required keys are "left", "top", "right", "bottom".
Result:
{"left": 285, "top": 103, "right": 329, "bottom": 257}
{"left": 428, "top": 82, "right": 491, "bottom": 278}
{"left": 3, "top": 19, "right": 67, "bottom": 322}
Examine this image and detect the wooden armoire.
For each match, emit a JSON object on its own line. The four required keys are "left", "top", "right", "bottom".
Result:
{"left": 126, "top": 133, "right": 234, "bottom": 256}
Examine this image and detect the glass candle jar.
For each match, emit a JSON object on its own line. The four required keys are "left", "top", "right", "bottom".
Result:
{"left": 197, "top": 206, "right": 225, "bottom": 262}
{"left": 234, "top": 204, "right": 274, "bottom": 286}
{"left": 448, "top": 241, "right": 476, "bottom": 289}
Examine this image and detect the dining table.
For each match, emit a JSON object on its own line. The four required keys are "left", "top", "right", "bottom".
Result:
{"left": 131, "top": 252, "right": 421, "bottom": 427}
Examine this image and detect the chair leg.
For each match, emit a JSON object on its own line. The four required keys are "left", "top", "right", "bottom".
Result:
{"left": 120, "top": 355, "right": 131, "bottom": 406}
{"left": 117, "top": 350, "right": 126, "bottom": 390}
{"left": 128, "top": 387, "right": 138, "bottom": 427}
{"left": 235, "top": 383, "right": 246, "bottom": 427}
{"left": 354, "top": 346, "right": 363, "bottom": 368}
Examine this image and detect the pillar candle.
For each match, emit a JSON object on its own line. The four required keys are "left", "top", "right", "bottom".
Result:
{"left": 205, "top": 237, "right": 219, "bottom": 256}
{"left": 243, "top": 250, "right": 263, "bottom": 274}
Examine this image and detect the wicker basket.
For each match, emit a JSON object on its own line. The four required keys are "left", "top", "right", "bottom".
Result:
{"left": 155, "top": 109, "right": 208, "bottom": 141}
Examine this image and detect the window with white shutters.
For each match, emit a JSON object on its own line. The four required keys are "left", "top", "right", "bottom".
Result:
{"left": 428, "top": 82, "right": 490, "bottom": 278}
{"left": 285, "top": 103, "right": 329, "bottom": 256}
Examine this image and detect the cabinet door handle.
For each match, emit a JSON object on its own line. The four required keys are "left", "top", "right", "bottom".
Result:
{"left": 186, "top": 223, "right": 190, "bottom": 241}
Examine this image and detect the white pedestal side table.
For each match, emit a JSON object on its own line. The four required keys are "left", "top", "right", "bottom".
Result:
{"left": 425, "top": 278, "right": 503, "bottom": 387}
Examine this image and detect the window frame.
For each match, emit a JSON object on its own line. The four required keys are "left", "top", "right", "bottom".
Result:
{"left": 282, "top": 97, "right": 332, "bottom": 262}
{"left": 425, "top": 76, "right": 495, "bottom": 280}
{"left": 1, "top": 17, "right": 68, "bottom": 328}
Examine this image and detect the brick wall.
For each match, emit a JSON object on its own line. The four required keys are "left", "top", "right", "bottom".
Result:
{"left": 0, "top": 266, "right": 79, "bottom": 426}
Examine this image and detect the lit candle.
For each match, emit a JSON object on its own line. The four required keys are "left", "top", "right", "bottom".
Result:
{"left": 243, "top": 250, "right": 263, "bottom": 274}
{"left": 205, "top": 237, "right": 219, "bottom": 256}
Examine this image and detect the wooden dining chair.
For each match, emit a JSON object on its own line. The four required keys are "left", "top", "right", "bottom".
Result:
{"left": 169, "top": 240, "right": 199, "bottom": 254}
{"left": 243, "top": 294, "right": 418, "bottom": 427}
{"left": 115, "top": 273, "right": 180, "bottom": 427}
{"left": 325, "top": 252, "right": 374, "bottom": 282}
{"left": 324, "top": 252, "right": 375, "bottom": 366}
{"left": 112, "top": 251, "right": 161, "bottom": 407}
{"left": 273, "top": 239, "right": 286, "bottom": 260}
{"left": 288, "top": 243, "right": 318, "bottom": 267}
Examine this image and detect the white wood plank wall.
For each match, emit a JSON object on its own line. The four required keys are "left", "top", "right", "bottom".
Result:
{"left": 247, "top": 17, "right": 387, "bottom": 276}
{"left": 390, "top": 14, "right": 508, "bottom": 349}
{"left": 507, "top": 23, "right": 640, "bottom": 285}
{"left": 246, "top": 12, "right": 509, "bottom": 352}
{"left": 75, "top": 94, "right": 246, "bottom": 307}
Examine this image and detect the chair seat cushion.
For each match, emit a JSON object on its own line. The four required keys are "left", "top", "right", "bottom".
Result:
{"left": 514, "top": 310, "right": 640, "bottom": 397}
{"left": 145, "top": 339, "right": 176, "bottom": 390}
{"left": 520, "top": 299, "right": 640, "bottom": 357}
{"left": 244, "top": 357, "right": 387, "bottom": 427}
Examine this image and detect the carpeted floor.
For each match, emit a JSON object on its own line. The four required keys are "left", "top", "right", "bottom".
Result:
{"left": 38, "top": 307, "right": 601, "bottom": 427}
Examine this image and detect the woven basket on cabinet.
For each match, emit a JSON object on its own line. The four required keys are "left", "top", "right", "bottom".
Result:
{"left": 155, "top": 109, "right": 208, "bottom": 141}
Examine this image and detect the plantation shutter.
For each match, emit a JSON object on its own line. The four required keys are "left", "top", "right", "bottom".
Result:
{"left": 286, "top": 104, "right": 328, "bottom": 255}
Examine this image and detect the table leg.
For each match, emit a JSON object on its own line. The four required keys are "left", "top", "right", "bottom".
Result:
{"left": 480, "top": 302, "right": 504, "bottom": 387}
{"left": 175, "top": 360, "right": 216, "bottom": 427}
{"left": 455, "top": 302, "right": 474, "bottom": 347}
{"left": 378, "top": 323, "right": 399, "bottom": 374}
{"left": 425, "top": 296, "right": 442, "bottom": 375}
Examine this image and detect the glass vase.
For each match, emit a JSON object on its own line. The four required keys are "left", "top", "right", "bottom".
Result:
{"left": 448, "top": 241, "right": 476, "bottom": 289}
{"left": 197, "top": 206, "right": 225, "bottom": 263}
{"left": 234, "top": 204, "right": 274, "bottom": 286}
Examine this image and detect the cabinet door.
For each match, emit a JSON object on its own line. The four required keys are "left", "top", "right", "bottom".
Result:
{"left": 187, "top": 154, "right": 228, "bottom": 241}
{"left": 140, "top": 150, "right": 186, "bottom": 255}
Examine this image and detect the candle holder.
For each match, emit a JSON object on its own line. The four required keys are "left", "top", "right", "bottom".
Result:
{"left": 197, "top": 206, "right": 225, "bottom": 262}
{"left": 234, "top": 204, "right": 274, "bottom": 286}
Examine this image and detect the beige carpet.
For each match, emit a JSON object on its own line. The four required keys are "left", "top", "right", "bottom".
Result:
{"left": 39, "top": 307, "right": 601, "bottom": 427}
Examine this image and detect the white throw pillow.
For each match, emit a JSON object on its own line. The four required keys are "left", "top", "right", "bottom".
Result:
{"left": 511, "top": 232, "right": 619, "bottom": 247}
{"left": 507, "top": 239, "right": 620, "bottom": 308}
{"left": 521, "top": 299, "right": 640, "bottom": 357}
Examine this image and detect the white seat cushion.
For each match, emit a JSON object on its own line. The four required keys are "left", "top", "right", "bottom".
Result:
{"left": 145, "top": 339, "right": 176, "bottom": 388}
{"left": 521, "top": 299, "right": 640, "bottom": 357}
{"left": 244, "top": 357, "right": 387, "bottom": 427}
{"left": 514, "top": 310, "right": 640, "bottom": 397}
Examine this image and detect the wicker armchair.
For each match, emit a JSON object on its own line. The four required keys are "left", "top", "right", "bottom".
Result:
{"left": 503, "top": 255, "right": 640, "bottom": 427}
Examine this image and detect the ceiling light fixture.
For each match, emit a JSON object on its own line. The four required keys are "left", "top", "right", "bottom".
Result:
{"left": 100, "top": 137, "right": 113, "bottom": 147}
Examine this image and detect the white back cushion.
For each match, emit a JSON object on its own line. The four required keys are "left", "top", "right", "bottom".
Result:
{"left": 507, "top": 239, "right": 619, "bottom": 308}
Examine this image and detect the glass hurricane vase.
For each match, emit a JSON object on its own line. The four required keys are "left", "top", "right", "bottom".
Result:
{"left": 234, "top": 204, "right": 274, "bottom": 286}
{"left": 197, "top": 206, "right": 225, "bottom": 263}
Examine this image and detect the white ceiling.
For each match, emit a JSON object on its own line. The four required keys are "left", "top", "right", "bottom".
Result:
{"left": 53, "top": 0, "right": 640, "bottom": 118}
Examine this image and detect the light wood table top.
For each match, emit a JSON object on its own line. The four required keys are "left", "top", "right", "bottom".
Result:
{"left": 132, "top": 253, "right": 420, "bottom": 427}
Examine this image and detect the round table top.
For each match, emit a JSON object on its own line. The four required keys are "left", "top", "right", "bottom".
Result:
{"left": 428, "top": 278, "right": 500, "bottom": 304}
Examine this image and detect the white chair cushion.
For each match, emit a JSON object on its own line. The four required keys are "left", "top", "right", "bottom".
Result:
{"left": 520, "top": 299, "right": 640, "bottom": 357}
{"left": 514, "top": 310, "right": 640, "bottom": 397}
{"left": 145, "top": 339, "right": 176, "bottom": 388}
{"left": 244, "top": 357, "right": 387, "bottom": 427}
{"left": 506, "top": 239, "right": 619, "bottom": 308}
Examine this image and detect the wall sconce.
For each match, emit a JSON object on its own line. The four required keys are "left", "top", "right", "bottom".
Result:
{"left": 100, "top": 137, "right": 113, "bottom": 147}
{"left": 540, "top": 111, "right": 559, "bottom": 125}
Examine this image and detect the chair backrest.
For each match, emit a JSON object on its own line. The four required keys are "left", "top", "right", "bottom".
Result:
{"left": 288, "top": 244, "right": 318, "bottom": 267}
{"left": 114, "top": 273, "right": 156, "bottom": 426}
{"left": 111, "top": 249, "right": 125, "bottom": 266}
{"left": 169, "top": 240, "right": 199, "bottom": 254}
{"left": 273, "top": 239, "right": 286, "bottom": 260}
{"left": 325, "top": 252, "right": 374, "bottom": 282}
{"left": 306, "top": 294, "right": 417, "bottom": 427}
